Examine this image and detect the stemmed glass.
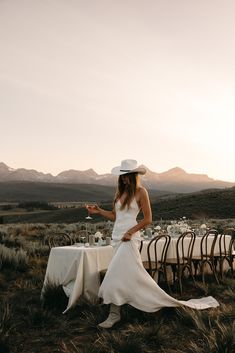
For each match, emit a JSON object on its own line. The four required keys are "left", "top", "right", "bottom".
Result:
{"left": 85, "top": 204, "right": 93, "bottom": 220}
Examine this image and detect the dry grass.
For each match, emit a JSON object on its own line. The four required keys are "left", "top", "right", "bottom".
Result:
{"left": 0, "top": 222, "right": 234, "bottom": 353}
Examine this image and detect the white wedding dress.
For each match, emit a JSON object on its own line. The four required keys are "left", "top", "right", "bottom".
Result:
{"left": 98, "top": 198, "right": 219, "bottom": 312}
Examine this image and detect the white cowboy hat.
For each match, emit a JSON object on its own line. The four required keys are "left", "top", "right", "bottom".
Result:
{"left": 111, "top": 159, "right": 146, "bottom": 175}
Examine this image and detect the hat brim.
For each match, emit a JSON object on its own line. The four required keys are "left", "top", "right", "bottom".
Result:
{"left": 111, "top": 166, "right": 146, "bottom": 176}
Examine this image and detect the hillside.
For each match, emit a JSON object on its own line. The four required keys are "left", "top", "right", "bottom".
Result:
{"left": 0, "top": 181, "right": 172, "bottom": 203}
{"left": 152, "top": 187, "right": 235, "bottom": 219}
{"left": 1, "top": 187, "right": 234, "bottom": 223}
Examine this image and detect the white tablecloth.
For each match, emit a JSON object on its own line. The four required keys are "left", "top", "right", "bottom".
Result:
{"left": 42, "top": 244, "right": 114, "bottom": 313}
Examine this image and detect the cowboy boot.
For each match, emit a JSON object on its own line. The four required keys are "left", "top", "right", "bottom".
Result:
{"left": 98, "top": 304, "right": 121, "bottom": 328}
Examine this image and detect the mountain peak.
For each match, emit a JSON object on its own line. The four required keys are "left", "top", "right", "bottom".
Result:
{"left": 83, "top": 168, "right": 98, "bottom": 177}
{"left": 0, "top": 162, "right": 10, "bottom": 169}
{"left": 139, "top": 164, "right": 151, "bottom": 172}
{"left": 161, "top": 167, "right": 187, "bottom": 175}
{"left": 0, "top": 162, "right": 13, "bottom": 175}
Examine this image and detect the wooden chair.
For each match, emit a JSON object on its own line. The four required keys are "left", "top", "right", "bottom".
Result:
{"left": 228, "top": 231, "right": 235, "bottom": 276}
{"left": 164, "top": 231, "right": 196, "bottom": 294}
{"left": 219, "top": 228, "right": 235, "bottom": 276}
{"left": 192, "top": 229, "right": 219, "bottom": 285}
{"left": 142, "top": 234, "right": 171, "bottom": 289}
{"left": 47, "top": 232, "right": 72, "bottom": 249}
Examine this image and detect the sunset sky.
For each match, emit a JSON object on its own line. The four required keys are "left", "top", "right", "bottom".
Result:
{"left": 0, "top": 0, "right": 235, "bottom": 181}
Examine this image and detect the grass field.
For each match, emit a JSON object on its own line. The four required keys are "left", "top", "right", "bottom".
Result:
{"left": 0, "top": 222, "right": 235, "bottom": 353}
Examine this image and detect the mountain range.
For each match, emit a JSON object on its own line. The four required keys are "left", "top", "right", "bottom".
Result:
{"left": 0, "top": 162, "right": 234, "bottom": 193}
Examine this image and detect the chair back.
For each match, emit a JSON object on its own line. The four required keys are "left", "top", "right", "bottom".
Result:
{"left": 200, "top": 229, "right": 218, "bottom": 260}
{"left": 227, "top": 228, "right": 235, "bottom": 257}
{"left": 48, "top": 232, "right": 72, "bottom": 248}
{"left": 219, "top": 229, "right": 234, "bottom": 258}
{"left": 176, "top": 231, "right": 196, "bottom": 266}
{"left": 223, "top": 228, "right": 235, "bottom": 236}
{"left": 229, "top": 237, "right": 235, "bottom": 255}
{"left": 147, "top": 234, "right": 171, "bottom": 276}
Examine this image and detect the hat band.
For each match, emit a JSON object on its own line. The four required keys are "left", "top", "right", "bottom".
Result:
{"left": 120, "top": 169, "right": 132, "bottom": 172}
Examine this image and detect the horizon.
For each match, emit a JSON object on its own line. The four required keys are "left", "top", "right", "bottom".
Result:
{"left": 1, "top": 160, "right": 234, "bottom": 183}
{"left": 1, "top": 0, "right": 235, "bottom": 182}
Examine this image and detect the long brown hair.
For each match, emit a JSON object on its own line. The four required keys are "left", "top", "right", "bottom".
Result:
{"left": 114, "top": 173, "right": 140, "bottom": 210}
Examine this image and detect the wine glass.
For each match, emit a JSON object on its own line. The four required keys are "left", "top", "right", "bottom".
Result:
{"left": 85, "top": 204, "right": 93, "bottom": 220}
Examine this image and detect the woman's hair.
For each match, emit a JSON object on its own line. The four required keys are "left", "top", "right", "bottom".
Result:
{"left": 114, "top": 173, "right": 140, "bottom": 210}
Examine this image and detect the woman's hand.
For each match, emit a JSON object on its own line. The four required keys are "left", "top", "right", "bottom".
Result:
{"left": 121, "top": 232, "right": 132, "bottom": 242}
{"left": 86, "top": 204, "right": 101, "bottom": 215}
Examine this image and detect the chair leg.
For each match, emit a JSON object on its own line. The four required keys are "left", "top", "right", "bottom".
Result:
{"left": 171, "top": 265, "right": 176, "bottom": 285}
{"left": 207, "top": 260, "right": 219, "bottom": 284}
{"left": 163, "top": 266, "right": 171, "bottom": 292}
{"left": 178, "top": 268, "right": 183, "bottom": 295}
{"left": 200, "top": 261, "right": 206, "bottom": 285}
{"left": 211, "top": 260, "right": 220, "bottom": 284}
{"left": 219, "top": 258, "right": 224, "bottom": 279}
{"left": 231, "top": 257, "right": 235, "bottom": 275}
{"left": 221, "top": 256, "right": 234, "bottom": 278}
{"left": 189, "top": 266, "right": 196, "bottom": 287}
{"left": 193, "top": 261, "right": 199, "bottom": 277}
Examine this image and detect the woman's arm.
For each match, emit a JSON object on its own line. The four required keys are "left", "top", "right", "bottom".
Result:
{"left": 122, "top": 187, "right": 152, "bottom": 242}
{"left": 86, "top": 204, "right": 116, "bottom": 222}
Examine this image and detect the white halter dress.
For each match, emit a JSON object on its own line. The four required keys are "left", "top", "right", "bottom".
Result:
{"left": 98, "top": 198, "right": 219, "bottom": 312}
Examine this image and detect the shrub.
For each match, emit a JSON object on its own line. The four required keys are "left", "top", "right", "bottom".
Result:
{"left": 0, "top": 300, "right": 13, "bottom": 353}
{"left": 0, "top": 245, "right": 29, "bottom": 271}
{"left": 42, "top": 282, "right": 69, "bottom": 312}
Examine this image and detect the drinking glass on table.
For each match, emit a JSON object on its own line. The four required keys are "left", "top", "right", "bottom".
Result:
{"left": 80, "top": 235, "right": 86, "bottom": 244}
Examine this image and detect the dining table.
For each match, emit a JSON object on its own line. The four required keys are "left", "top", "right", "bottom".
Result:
{"left": 42, "top": 233, "right": 232, "bottom": 313}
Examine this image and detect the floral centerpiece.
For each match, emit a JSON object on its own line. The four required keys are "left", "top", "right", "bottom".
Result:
{"left": 95, "top": 231, "right": 103, "bottom": 243}
{"left": 199, "top": 223, "right": 207, "bottom": 236}
{"left": 167, "top": 218, "right": 191, "bottom": 237}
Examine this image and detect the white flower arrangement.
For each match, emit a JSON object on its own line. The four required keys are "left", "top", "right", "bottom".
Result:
{"left": 167, "top": 218, "right": 191, "bottom": 237}
{"left": 199, "top": 223, "right": 207, "bottom": 236}
{"left": 95, "top": 231, "right": 103, "bottom": 239}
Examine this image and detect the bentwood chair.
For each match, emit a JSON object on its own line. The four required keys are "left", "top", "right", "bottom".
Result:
{"left": 164, "top": 231, "right": 196, "bottom": 294}
{"left": 219, "top": 228, "right": 235, "bottom": 276}
{"left": 212, "top": 229, "right": 235, "bottom": 278}
{"left": 228, "top": 231, "right": 235, "bottom": 276}
{"left": 47, "top": 232, "right": 73, "bottom": 249}
{"left": 192, "top": 229, "right": 219, "bottom": 285}
{"left": 142, "top": 234, "right": 171, "bottom": 289}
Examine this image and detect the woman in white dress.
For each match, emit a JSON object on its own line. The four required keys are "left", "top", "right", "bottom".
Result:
{"left": 87, "top": 159, "right": 219, "bottom": 329}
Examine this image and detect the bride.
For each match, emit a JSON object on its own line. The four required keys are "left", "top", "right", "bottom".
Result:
{"left": 87, "top": 159, "right": 219, "bottom": 329}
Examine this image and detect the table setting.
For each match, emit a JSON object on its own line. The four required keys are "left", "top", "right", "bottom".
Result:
{"left": 42, "top": 217, "right": 232, "bottom": 314}
{"left": 42, "top": 233, "right": 115, "bottom": 313}
{"left": 74, "top": 230, "right": 112, "bottom": 247}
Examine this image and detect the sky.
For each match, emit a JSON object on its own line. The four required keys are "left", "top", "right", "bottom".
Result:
{"left": 0, "top": 0, "right": 235, "bottom": 181}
